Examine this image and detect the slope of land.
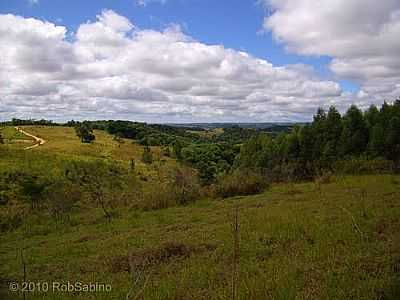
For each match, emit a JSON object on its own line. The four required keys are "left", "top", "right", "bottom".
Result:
{"left": 14, "top": 127, "right": 46, "bottom": 149}
{"left": 1, "top": 126, "right": 176, "bottom": 175}
{"left": 0, "top": 127, "right": 36, "bottom": 150}
{"left": 0, "top": 127, "right": 399, "bottom": 299}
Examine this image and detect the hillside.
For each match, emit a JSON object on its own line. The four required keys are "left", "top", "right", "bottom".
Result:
{"left": 0, "top": 127, "right": 399, "bottom": 299}
{"left": 0, "top": 126, "right": 177, "bottom": 176}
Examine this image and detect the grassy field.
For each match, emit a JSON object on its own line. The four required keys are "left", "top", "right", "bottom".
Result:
{"left": 0, "top": 127, "right": 400, "bottom": 299}
{"left": 17, "top": 126, "right": 166, "bottom": 163}
{"left": 0, "top": 126, "right": 175, "bottom": 176}
{"left": 0, "top": 126, "right": 35, "bottom": 150}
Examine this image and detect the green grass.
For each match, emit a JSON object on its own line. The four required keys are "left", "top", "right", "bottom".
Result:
{"left": 1, "top": 126, "right": 399, "bottom": 299}
{"left": 0, "top": 126, "right": 176, "bottom": 177}
{"left": 0, "top": 126, "right": 35, "bottom": 150}
{"left": 1, "top": 174, "right": 399, "bottom": 299}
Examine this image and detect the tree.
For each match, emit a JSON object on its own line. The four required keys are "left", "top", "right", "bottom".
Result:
{"left": 142, "top": 145, "right": 153, "bottom": 164}
{"left": 284, "top": 128, "right": 300, "bottom": 161}
{"left": 385, "top": 116, "right": 400, "bottom": 161}
{"left": 368, "top": 123, "right": 385, "bottom": 157}
{"left": 298, "top": 124, "right": 315, "bottom": 174}
{"left": 322, "top": 106, "right": 342, "bottom": 164}
{"left": 45, "top": 179, "right": 80, "bottom": 222}
{"left": 196, "top": 161, "right": 218, "bottom": 185}
{"left": 364, "top": 105, "right": 380, "bottom": 129}
{"left": 339, "top": 105, "right": 368, "bottom": 156}
{"left": 0, "top": 132, "right": 4, "bottom": 144}
{"left": 19, "top": 175, "right": 47, "bottom": 210}
{"left": 172, "top": 140, "right": 183, "bottom": 159}
{"left": 311, "top": 107, "right": 327, "bottom": 161}
{"left": 75, "top": 122, "right": 95, "bottom": 143}
{"left": 65, "top": 160, "right": 127, "bottom": 221}
{"left": 313, "top": 107, "right": 327, "bottom": 123}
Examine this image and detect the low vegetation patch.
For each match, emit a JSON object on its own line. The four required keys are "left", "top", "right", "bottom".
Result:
{"left": 214, "top": 169, "right": 269, "bottom": 198}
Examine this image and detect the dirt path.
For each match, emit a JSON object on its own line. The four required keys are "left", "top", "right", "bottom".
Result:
{"left": 14, "top": 127, "right": 46, "bottom": 150}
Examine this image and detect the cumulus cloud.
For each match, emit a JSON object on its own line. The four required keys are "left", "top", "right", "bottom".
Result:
{"left": 0, "top": 10, "right": 352, "bottom": 122}
{"left": 263, "top": 0, "right": 400, "bottom": 103}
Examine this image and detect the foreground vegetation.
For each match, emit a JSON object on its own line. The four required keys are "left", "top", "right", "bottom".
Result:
{"left": 0, "top": 173, "right": 399, "bottom": 299}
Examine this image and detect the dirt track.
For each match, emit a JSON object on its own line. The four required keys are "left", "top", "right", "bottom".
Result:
{"left": 15, "top": 127, "right": 46, "bottom": 150}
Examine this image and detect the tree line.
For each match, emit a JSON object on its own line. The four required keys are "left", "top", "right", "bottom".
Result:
{"left": 235, "top": 100, "right": 400, "bottom": 180}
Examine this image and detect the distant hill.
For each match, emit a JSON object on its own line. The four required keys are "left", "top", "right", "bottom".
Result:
{"left": 165, "top": 122, "right": 304, "bottom": 130}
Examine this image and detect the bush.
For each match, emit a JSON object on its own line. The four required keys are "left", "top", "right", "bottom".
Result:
{"left": 140, "top": 166, "right": 201, "bottom": 210}
{"left": 45, "top": 180, "right": 81, "bottom": 221}
{"left": 214, "top": 169, "right": 269, "bottom": 198}
{"left": 142, "top": 145, "right": 153, "bottom": 164}
{"left": 141, "top": 183, "right": 178, "bottom": 210}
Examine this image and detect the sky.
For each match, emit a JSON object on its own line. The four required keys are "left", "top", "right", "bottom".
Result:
{"left": 0, "top": 0, "right": 399, "bottom": 123}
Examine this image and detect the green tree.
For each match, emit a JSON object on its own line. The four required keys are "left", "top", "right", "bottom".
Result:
{"left": 364, "top": 104, "right": 380, "bottom": 129}
{"left": 368, "top": 123, "right": 385, "bottom": 157}
{"left": 298, "top": 124, "right": 315, "bottom": 175}
{"left": 322, "top": 106, "right": 342, "bottom": 164}
{"left": 339, "top": 105, "right": 368, "bottom": 156}
{"left": 20, "top": 175, "right": 47, "bottom": 210}
{"left": 385, "top": 116, "right": 400, "bottom": 161}
{"left": 66, "top": 160, "right": 127, "bottom": 221}
{"left": 172, "top": 140, "right": 183, "bottom": 159}
{"left": 75, "top": 122, "right": 95, "bottom": 143}
{"left": 311, "top": 107, "right": 327, "bottom": 161}
{"left": 284, "top": 128, "right": 301, "bottom": 161}
{"left": 196, "top": 161, "right": 218, "bottom": 185}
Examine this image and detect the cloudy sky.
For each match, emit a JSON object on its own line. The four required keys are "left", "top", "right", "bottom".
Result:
{"left": 0, "top": 0, "right": 399, "bottom": 122}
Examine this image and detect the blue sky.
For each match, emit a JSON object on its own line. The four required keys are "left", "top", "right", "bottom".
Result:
{"left": 0, "top": 0, "right": 398, "bottom": 122}
{"left": 0, "top": 0, "right": 339, "bottom": 83}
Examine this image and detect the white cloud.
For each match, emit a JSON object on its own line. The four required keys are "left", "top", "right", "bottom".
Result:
{"left": 263, "top": 0, "right": 400, "bottom": 103}
{"left": 1, "top": 10, "right": 355, "bottom": 122}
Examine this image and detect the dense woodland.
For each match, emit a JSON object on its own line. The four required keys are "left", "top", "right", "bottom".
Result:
{"left": 236, "top": 101, "right": 400, "bottom": 181}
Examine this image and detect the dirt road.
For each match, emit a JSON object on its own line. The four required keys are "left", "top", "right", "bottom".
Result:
{"left": 15, "top": 127, "right": 46, "bottom": 150}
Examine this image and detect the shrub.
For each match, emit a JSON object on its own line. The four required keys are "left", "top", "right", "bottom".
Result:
{"left": 170, "top": 166, "right": 201, "bottom": 205}
{"left": 141, "top": 183, "right": 177, "bottom": 210}
{"left": 142, "top": 145, "right": 153, "bottom": 164}
{"left": 45, "top": 180, "right": 81, "bottom": 221}
{"left": 214, "top": 169, "right": 269, "bottom": 198}
{"left": 65, "top": 160, "right": 129, "bottom": 220}
{"left": 140, "top": 166, "right": 201, "bottom": 210}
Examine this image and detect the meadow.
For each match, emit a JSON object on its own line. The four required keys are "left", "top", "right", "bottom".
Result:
{"left": 0, "top": 126, "right": 399, "bottom": 299}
